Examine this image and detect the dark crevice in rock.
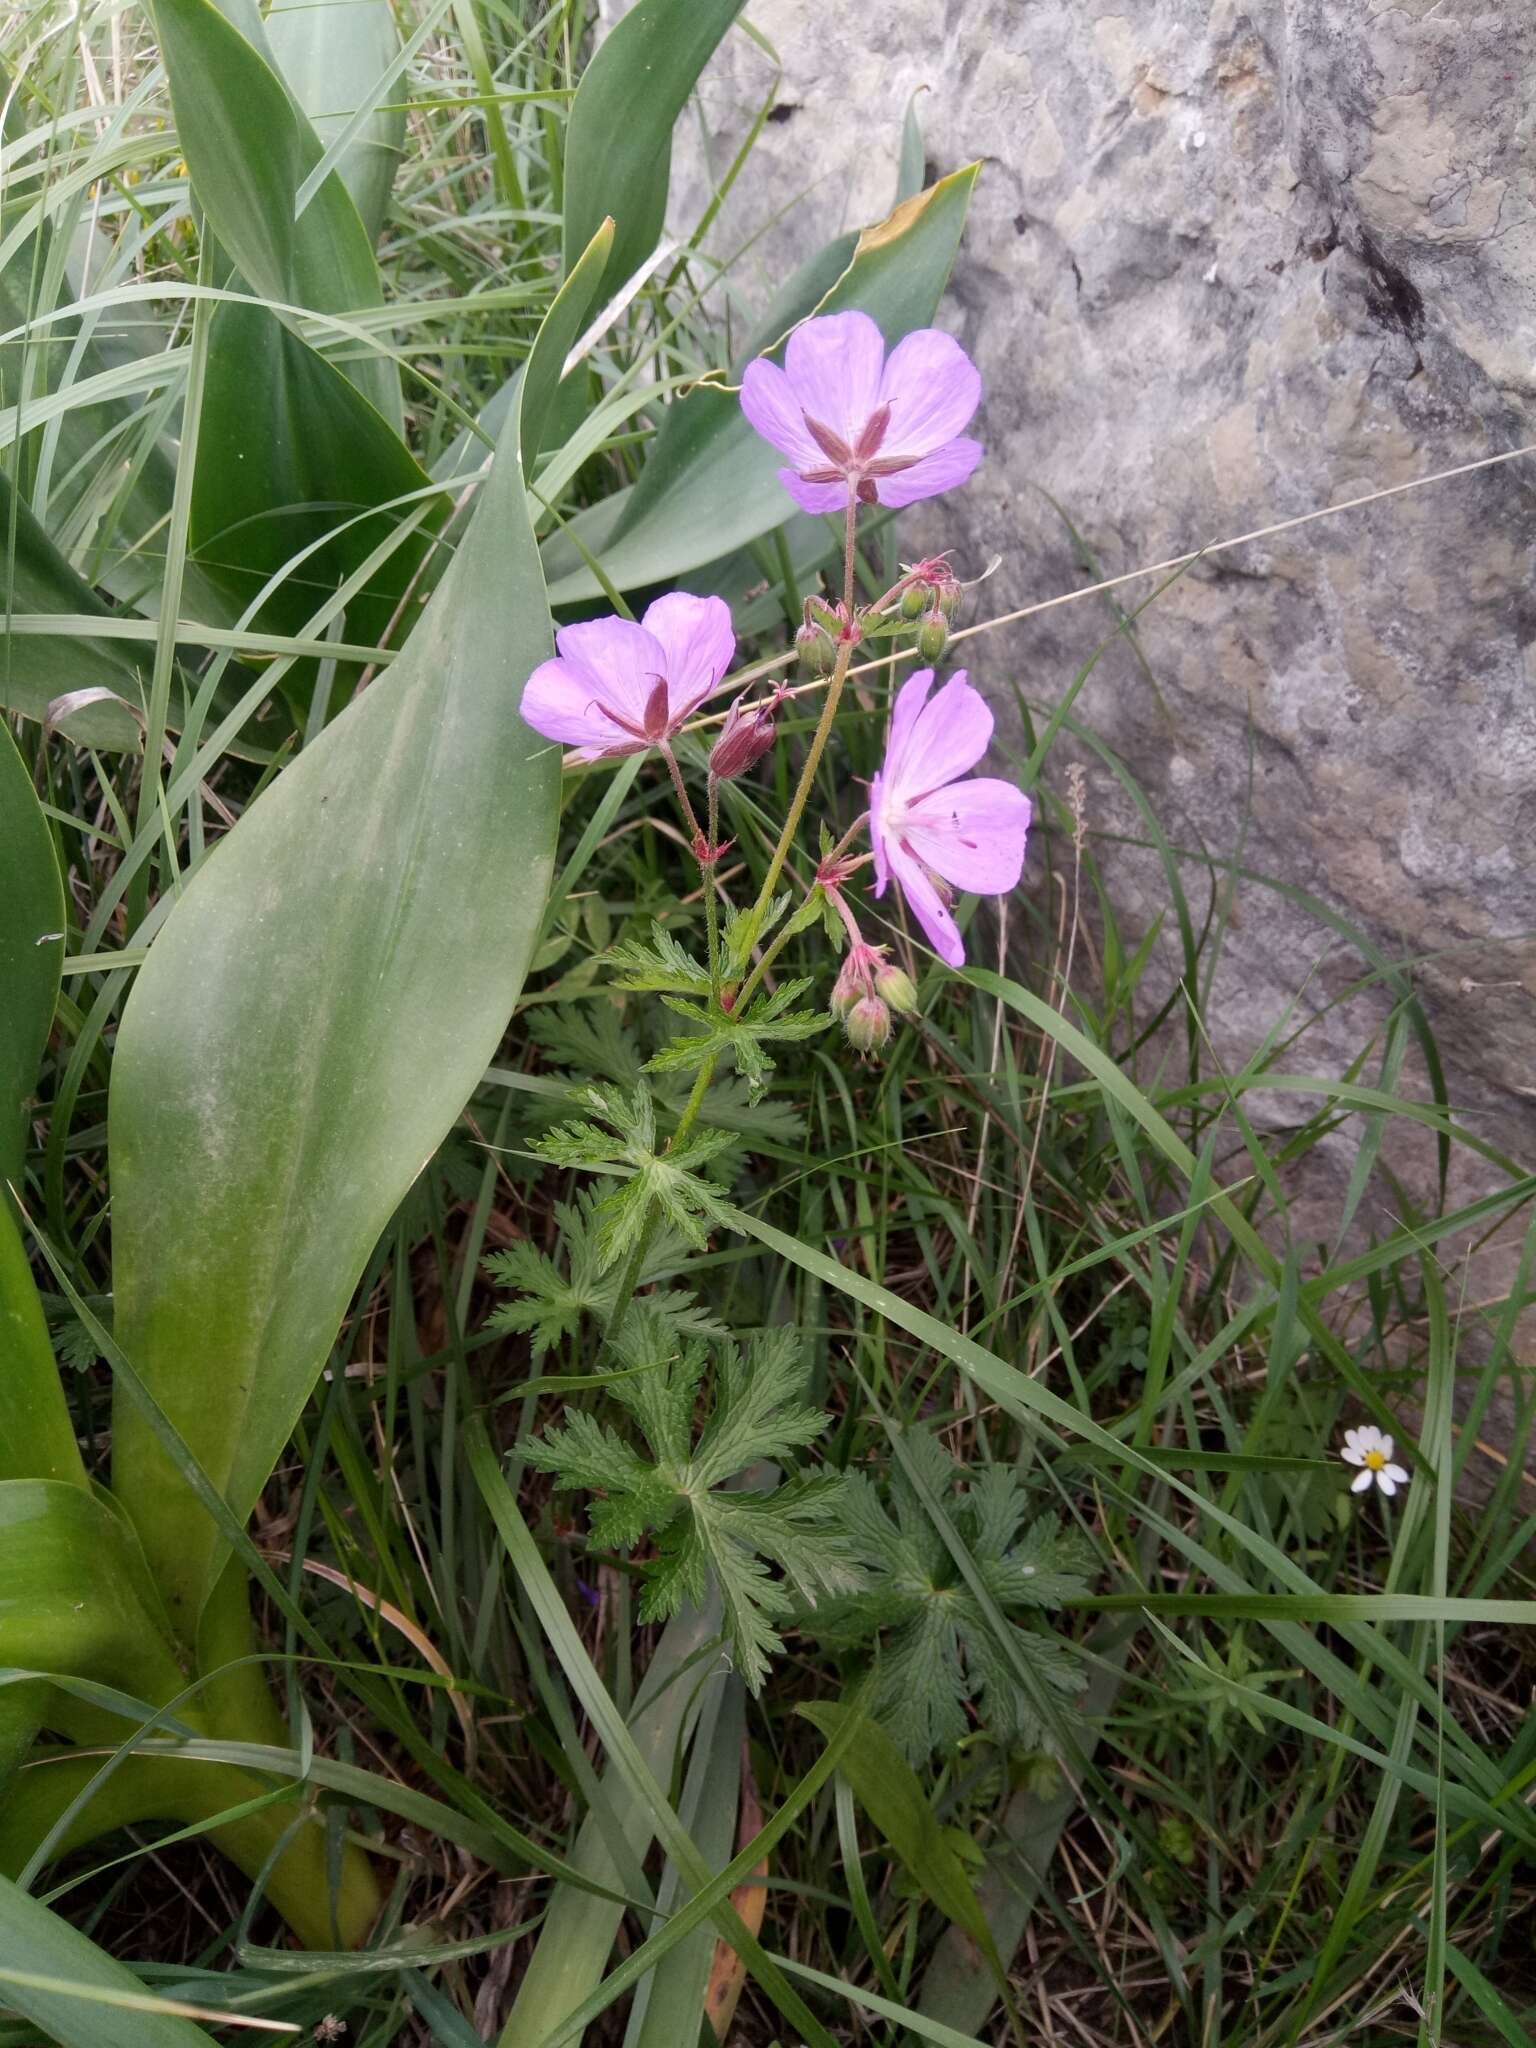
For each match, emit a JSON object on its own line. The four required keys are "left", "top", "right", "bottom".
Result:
{"left": 1357, "top": 232, "right": 1427, "bottom": 342}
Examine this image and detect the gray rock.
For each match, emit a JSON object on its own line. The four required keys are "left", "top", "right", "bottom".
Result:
{"left": 652, "top": 0, "right": 1536, "bottom": 1294}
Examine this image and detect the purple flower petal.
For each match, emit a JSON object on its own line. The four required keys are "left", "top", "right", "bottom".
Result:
{"left": 640, "top": 592, "right": 735, "bottom": 718}
{"left": 872, "top": 435, "right": 984, "bottom": 510}
{"left": 878, "top": 330, "right": 982, "bottom": 458}
{"left": 555, "top": 616, "right": 666, "bottom": 724}
{"left": 905, "top": 778, "right": 1031, "bottom": 895}
{"left": 893, "top": 671, "right": 994, "bottom": 796}
{"left": 887, "top": 840, "right": 965, "bottom": 966}
{"left": 783, "top": 310, "right": 885, "bottom": 447}
{"left": 740, "top": 359, "right": 823, "bottom": 469}
{"left": 879, "top": 669, "right": 937, "bottom": 795}
{"left": 776, "top": 467, "right": 852, "bottom": 516}
{"left": 520, "top": 655, "right": 639, "bottom": 754}
{"left": 521, "top": 616, "right": 668, "bottom": 756}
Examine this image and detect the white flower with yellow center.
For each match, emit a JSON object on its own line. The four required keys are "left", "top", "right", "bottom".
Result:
{"left": 1339, "top": 1425, "right": 1408, "bottom": 1497}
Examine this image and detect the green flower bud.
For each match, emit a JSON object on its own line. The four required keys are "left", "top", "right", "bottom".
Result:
{"left": 873, "top": 962, "right": 918, "bottom": 1014}
{"left": 844, "top": 994, "right": 891, "bottom": 1054}
{"left": 916, "top": 608, "right": 948, "bottom": 661}
{"left": 899, "top": 582, "right": 928, "bottom": 620}
{"left": 938, "top": 582, "right": 962, "bottom": 623}
{"left": 796, "top": 621, "right": 837, "bottom": 676}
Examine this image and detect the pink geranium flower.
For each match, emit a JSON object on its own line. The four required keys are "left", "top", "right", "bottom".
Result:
{"left": 741, "top": 311, "right": 982, "bottom": 515}
{"left": 870, "top": 669, "right": 1030, "bottom": 968}
{"left": 520, "top": 593, "right": 735, "bottom": 761}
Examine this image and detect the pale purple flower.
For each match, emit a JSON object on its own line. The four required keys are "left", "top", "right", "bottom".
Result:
{"left": 869, "top": 669, "right": 1030, "bottom": 968}
{"left": 520, "top": 593, "right": 735, "bottom": 761}
{"left": 740, "top": 311, "right": 982, "bottom": 515}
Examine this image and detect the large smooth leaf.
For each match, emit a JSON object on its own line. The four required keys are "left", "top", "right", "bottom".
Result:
{"left": 266, "top": 0, "right": 404, "bottom": 248}
{"left": 542, "top": 165, "right": 978, "bottom": 602}
{"left": 562, "top": 0, "right": 746, "bottom": 299}
{"left": 148, "top": 0, "right": 398, "bottom": 425}
{"left": 0, "top": 1874, "right": 218, "bottom": 2048}
{"left": 0, "top": 721, "right": 64, "bottom": 1185}
{"left": 189, "top": 305, "right": 435, "bottom": 660}
{"left": 0, "top": 473, "right": 145, "bottom": 745}
{"left": 106, "top": 225, "right": 614, "bottom": 1638}
{"left": 0, "top": 1481, "right": 183, "bottom": 1704}
{"left": 0, "top": 1204, "right": 84, "bottom": 1494}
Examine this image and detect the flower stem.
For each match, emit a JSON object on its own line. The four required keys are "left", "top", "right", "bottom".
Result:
{"left": 704, "top": 778, "right": 721, "bottom": 990}
{"left": 660, "top": 742, "right": 704, "bottom": 849}
{"left": 743, "top": 491, "right": 860, "bottom": 939}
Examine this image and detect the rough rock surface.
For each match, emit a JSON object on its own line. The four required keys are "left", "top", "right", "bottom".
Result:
{"left": 649, "top": 0, "right": 1536, "bottom": 1263}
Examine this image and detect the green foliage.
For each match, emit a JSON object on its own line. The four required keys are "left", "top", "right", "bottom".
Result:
{"left": 484, "top": 1189, "right": 726, "bottom": 1360}
{"left": 532, "top": 1082, "right": 738, "bottom": 1265}
{"left": 526, "top": 1320, "right": 859, "bottom": 1689}
{"left": 816, "top": 1431, "right": 1096, "bottom": 1761}
{"left": 648, "top": 978, "right": 830, "bottom": 1100}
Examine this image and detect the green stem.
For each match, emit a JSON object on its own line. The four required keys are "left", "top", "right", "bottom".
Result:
{"left": 731, "top": 907, "right": 808, "bottom": 1016}
{"left": 743, "top": 492, "right": 860, "bottom": 938}
{"left": 704, "top": 778, "right": 721, "bottom": 992}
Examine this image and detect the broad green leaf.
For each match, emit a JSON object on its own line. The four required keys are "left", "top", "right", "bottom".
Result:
{"left": 148, "top": 0, "right": 398, "bottom": 426}
{"left": 266, "top": 0, "right": 405, "bottom": 248}
{"left": 797, "top": 1700, "right": 996, "bottom": 1958}
{"left": 0, "top": 1205, "right": 83, "bottom": 1492}
{"left": 0, "top": 1874, "right": 218, "bottom": 2047}
{"left": 106, "top": 225, "right": 615, "bottom": 1637}
{"left": 542, "top": 164, "right": 978, "bottom": 601}
{"left": 0, "top": 721, "right": 64, "bottom": 1185}
{"left": 0, "top": 1481, "right": 183, "bottom": 1705}
{"left": 562, "top": 0, "right": 747, "bottom": 299}
{"left": 189, "top": 304, "right": 436, "bottom": 664}
{"left": 0, "top": 472, "right": 145, "bottom": 745}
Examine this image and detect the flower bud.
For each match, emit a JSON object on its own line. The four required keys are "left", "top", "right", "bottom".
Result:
{"left": 938, "top": 581, "right": 962, "bottom": 623}
{"left": 844, "top": 994, "right": 891, "bottom": 1054}
{"left": 796, "top": 621, "right": 837, "bottom": 676}
{"left": 873, "top": 961, "right": 918, "bottom": 1014}
{"left": 899, "top": 582, "right": 928, "bottom": 620}
{"left": 709, "top": 690, "right": 780, "bottom": 782}
{"left": 832, "top": 941, "right": 881, "bottom": 1018}
{"left": 916, "top": 608, "right": 948, "bottom": 661}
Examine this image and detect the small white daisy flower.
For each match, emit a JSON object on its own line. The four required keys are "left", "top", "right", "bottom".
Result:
{"left": 1339, "top": 1425, "right": 1408, "bottom": 1498}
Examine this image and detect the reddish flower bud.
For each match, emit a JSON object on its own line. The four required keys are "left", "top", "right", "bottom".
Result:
{"left": 709, "top": 689, "right": 782, "bottom": 782}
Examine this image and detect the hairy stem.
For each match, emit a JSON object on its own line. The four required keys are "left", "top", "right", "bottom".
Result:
{"left": 743, "top": 492, "right": 860, "bottom": 937}
{"left": 704, "top": 778, "right": 721, "bottom": 991}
